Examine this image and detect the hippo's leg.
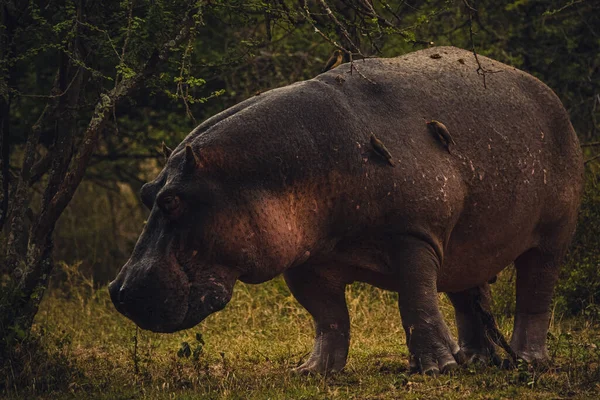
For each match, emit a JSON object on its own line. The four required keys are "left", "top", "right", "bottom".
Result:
{"left": 447, "top": 284, "right": 501, "bottom": 365}
{"left": 394, "top": 238, "right": 462, "bottom": 375}
{"left": 511, "top": 248, "right": 560, "bottom": 364}
{"left": 284, "top": 265, "right": 349, "bottom": 374}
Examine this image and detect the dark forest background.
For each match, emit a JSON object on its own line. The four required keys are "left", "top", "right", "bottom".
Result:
{"left": 0, "top": 1, "right": 599, "bottom": 394}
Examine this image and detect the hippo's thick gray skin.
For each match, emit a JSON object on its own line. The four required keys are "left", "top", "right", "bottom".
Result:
{"left": 109, "top": 47, "right": 584, "bottom": 375}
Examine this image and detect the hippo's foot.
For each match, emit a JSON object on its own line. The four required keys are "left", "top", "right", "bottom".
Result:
{"left": 510, "top": 312, "right": 551, "bottom": 367}
{"left": 394, "top": 240, "right": 465, "bottom": 376}
{"left": 406, "top": 322, "right": 464, "bottom": 376}
{"left": 447, "top": 284, "right": 503, "bottom": 367}
{"left": 510, "top": 248, "right": 559, "bottom": 370}
{"left": 284, "top": 265, "right": 350, "bottom": 375}
{"left": 461, "top": 343, "right": 501, "bottom": 366}
{"left": 294, "top": 330, "right": 348, "bottom": 374}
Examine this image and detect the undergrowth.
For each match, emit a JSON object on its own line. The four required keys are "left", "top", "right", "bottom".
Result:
{"left": 1, "top": 264, "right": 600, "bottom": 399}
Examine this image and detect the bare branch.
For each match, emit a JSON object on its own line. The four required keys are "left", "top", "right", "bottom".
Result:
{"left": 75, "top": 19, "right": 121, "bottom": 60}
{"left": 584, "top": 153, "right": 600, "bottom": 165}
{"left": 119, "top": 0, "right": 135, "bottom": 65}
{"left": 463, "top": 0, "right": 502, "bottom": 89}
{"left": 582, "top": 141, "right": 600, "bottom": 147}
{"left": 302, "top": 1, "right": 349, "bottom": 53}
{"left": 29, "top": 151, "right": 53, "bottom": 185}
{"left": 317, "top": 0, "right": 366, "bottom": 57}
{"left": 349, "top": 61, "right": 377, "bottom": 85}
{"left": 0, "top": 97, "right": 9, "bottom": 232}
{"left": 377, "top": 0, "right": 405, "bottom": 22}
{"left": 11, "top": 70, "right": 80, "bottom": 99}
{"left": 359, "top": 0, "right": 410, "bottom": 40}
{"left": 91, "top": 153, "right": 159, "bottom": 162}
{"left": 544, "top": 0, "right": 586, "bottom": 16}
{"left": 301, "top": 0, "right": 376, "bottom": 84}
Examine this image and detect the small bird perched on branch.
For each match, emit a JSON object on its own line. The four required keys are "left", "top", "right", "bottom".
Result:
{"left": 427, "top": 120, "right": 456, "bottom": 154}
{"left": 370, "top": 133, "right": 395, "bottom": 167}
{"left": 322, "top": 50, "right": 343, "bottom": 72}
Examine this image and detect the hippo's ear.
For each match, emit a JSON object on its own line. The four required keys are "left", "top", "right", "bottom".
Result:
{"left": 184, "top": 144, "right": 204, "bottom": 171}
{"left": 162, "top": 142, "right": 173, "bottom": 161}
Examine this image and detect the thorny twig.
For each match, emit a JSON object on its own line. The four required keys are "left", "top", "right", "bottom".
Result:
{"left": 76, "top": 19, "right": 121, "bottom": 60}
{"left": 176, "top": 35, "right": 197, "bottom": 123}
{"left": 119, "top": 0, "right": 135, "bottom": 69}
{"left": 113, "top": 0, "right": 136, "bottom": 134}
{"left": 349, "top": 61, "right": 377, "bottom": 84}
{"left": 357, "top": 0, "right": 416, "bottom": 44}
{"left": 584, "top": 153, "right": 600, "bottom": 165}
{"left": 302, "top": 0, "right": 376, "bottom": 84}
{"left": 317, "top": 0, "right": 365, "bottom": 57}
{"left": 374, "top": 2, "right": 431, "bottom": 46}
{"left": 12, "top": 66, "right": 80, "bottom": 99}
{"left": 582, "top": 141, "right": 600, "bottom": 147}
{"left": 302, "top": 1, "right": 348, "bottom": 53}
{"left": 544, "top": 0, "right": 586, "bottom": 16}
{"left": 174, "top": 6, "right": 207, "bottom": 123}
{"left": 463, "top": 0, "right": 501, "bottom": 89}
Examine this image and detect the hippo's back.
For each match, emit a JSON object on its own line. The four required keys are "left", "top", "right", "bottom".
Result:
{"left": 316, "top": 46, "right": 583, "bottom": 289}
{"left": 321, "top": 46, "right": 583, "bottom": 187}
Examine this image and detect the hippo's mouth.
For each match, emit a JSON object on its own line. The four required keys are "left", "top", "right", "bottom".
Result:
{"left": 150, "top": 257, "right": 231, "bottom": 333}
{"left": 147, "top": 258, "right": 203, "bottom": 333}
{"left": 179, "top": 280, "right": 230, "bottom": 330}
{"left": 110, "top": 248, "right": 233, "bottom": 334}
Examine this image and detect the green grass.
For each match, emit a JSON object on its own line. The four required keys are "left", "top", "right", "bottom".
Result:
{"left": 2, "top": 268, "right": 600, "bottom": 399}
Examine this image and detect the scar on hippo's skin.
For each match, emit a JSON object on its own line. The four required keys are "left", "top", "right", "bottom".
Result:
{"left": 162, "top": 142, "right": 173, "bottom": 161}
{"left": 370, "top": 134, "right": 395, "bottom": 167}
{"left": 427, "top": 120, "right": 456, "bottom": 154}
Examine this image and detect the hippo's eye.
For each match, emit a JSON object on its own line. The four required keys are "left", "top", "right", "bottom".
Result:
{"left": 159, "top": 195, "right": 181, "bottom": 214}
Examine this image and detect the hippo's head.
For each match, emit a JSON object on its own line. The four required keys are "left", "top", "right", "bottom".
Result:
{"left": 109, "top": 141, "right": 308, "bottom": 333}
{"left": 108, "top": 145, "right": 231, "bottom": 332}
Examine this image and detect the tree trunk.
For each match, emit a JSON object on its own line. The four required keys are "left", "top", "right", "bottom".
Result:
{"left": 0, "top": 238, "right": 53, "bottom": 356}
{"left": 0, "top": 95, "right": 9, "bottom": 237}
{"left": 0, "top": 1, "right": 199, "bottom": 360}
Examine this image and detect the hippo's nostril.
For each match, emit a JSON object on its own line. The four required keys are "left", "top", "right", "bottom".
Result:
{"left": 108, "top": 280, "right": 128, "bottom": 306}
{"left": 117, "top": 286, "right": 127, "bottom": 304}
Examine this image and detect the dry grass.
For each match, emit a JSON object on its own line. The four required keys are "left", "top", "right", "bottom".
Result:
{"left": 2, "top": 268, "right": 600, "bottom": 399}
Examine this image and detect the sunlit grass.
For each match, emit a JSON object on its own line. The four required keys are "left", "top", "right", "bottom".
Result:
{"left": 3, "top": 266, "right": 600, "bottom": 399}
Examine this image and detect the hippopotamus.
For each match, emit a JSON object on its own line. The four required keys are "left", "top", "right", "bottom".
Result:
{"left": 109, "top": 46, "right": 584, "bottom": 375}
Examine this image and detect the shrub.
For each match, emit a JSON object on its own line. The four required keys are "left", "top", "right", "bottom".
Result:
{"left": 556, "top": 172, "right": 600, "bottom": 316}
